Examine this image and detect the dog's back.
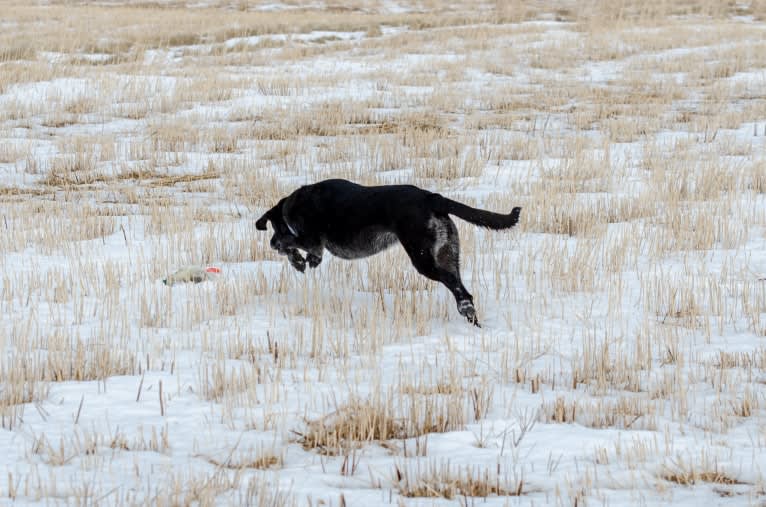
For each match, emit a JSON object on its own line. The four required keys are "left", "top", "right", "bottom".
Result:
{"left": 290, "top": 179, "right": 431, "bottom": 229}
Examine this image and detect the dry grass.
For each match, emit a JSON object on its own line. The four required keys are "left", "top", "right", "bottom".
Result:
{"left": 200, "top": 443, "right": 283, "bottom": 470}
{"left": 660, "top": 455, "right": 747, "bottom": 486}
{"left": 293, "top": 388, "right": 477, "bottom": 455}
{"left": 393, "top": 460, "right": 525, "bottom": 498}
{"left": 29, "top": 424, "right": 171, "bottom": 466}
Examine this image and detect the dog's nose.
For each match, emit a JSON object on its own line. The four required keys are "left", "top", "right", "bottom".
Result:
{"left": 270, "top": 237, "right": 280, "bottom": 250}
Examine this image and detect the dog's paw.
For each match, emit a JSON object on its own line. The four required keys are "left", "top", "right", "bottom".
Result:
{"left": 465, "top": 310, "right": 481, "bottom": 327}
{"left": 458, "top": 300, "right": 480, "bottom": 327}
{"left": 287, "top": 251, "right": 307, "bottom": 273}
{"left": 307, "top": 254, "right": 322, "bottom": 268}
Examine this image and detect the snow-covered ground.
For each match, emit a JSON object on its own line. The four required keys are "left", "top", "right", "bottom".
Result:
{"left": 1, "top": 2, "right": 766, "bottom": 505}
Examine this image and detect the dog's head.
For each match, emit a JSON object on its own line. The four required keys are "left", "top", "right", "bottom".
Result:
{"left": 256, "top": 199, "right": 295, "bottom": 253}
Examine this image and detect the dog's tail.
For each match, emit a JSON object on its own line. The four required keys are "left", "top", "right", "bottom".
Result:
{"left": 430, "top": 194, "right": 521, "bottom": 230}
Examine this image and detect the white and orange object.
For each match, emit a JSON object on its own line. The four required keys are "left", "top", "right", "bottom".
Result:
{"left": 163, "top": 265, "right": 221, "bottom": 286}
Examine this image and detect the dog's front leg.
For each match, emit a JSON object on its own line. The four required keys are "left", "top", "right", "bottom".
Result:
{"left": 306, "top": 253, "right": 322, "bottom": 268}
{"left": 272, "top": 234, "right": 306, "bottom": 272}
{"left": 286, "top": 248, "right": 307, "bottom": 273}
{"left": 298, "top": 238, "right": 324, "bottom": 269}
{"left": 306, "top": 248, "right": 323, "bottom": 269}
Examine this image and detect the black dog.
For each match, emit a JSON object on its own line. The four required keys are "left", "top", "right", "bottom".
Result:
{"left": 256, "top": 179, "right": 521, "bottom": 326}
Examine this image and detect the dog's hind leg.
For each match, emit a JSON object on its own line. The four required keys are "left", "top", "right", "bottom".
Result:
{"left": 400, "top": 216, "right": 480, "bottom": 326}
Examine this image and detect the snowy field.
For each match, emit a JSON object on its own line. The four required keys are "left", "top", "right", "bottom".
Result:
{"left": 2, "top": 0, "right": 766, "bottom": 505}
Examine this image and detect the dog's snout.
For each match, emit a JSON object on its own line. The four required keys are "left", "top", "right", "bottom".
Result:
{"left": 270, "top": 236, "right": 280, "bottom": 250}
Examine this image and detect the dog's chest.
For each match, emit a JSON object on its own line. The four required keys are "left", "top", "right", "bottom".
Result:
{"left": 325, "top": 227, "right": 398, "bottom": 260}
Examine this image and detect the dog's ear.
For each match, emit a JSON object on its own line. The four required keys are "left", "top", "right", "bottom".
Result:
{"left": 257, "top": 199, "right": 287, "bottom": 230}
{"left": 255, "top": 210, "right": 271, "bottom": 230}
{"left": 255, "top": 214, "right": 269, "bottom": 230}
{"left": 256, "top": 198, "right": 289, "bottom": 231}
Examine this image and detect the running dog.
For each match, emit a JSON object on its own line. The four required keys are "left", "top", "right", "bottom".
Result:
{"left": 256, "top": 179, "right": 521, "bottom": 326}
